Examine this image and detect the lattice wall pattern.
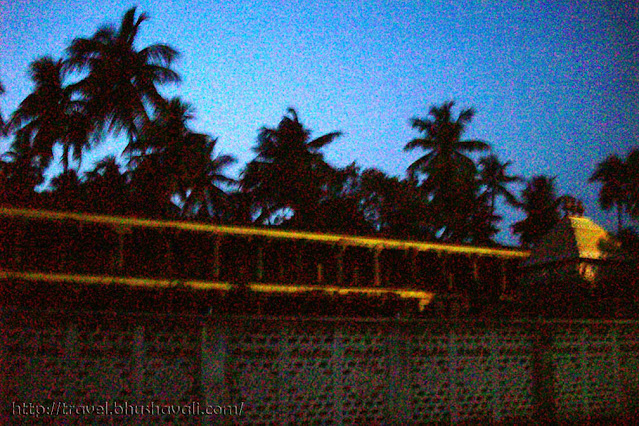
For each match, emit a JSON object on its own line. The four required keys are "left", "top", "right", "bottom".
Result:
{"left": 551, "top": 323, "right": 633, "bottom": 420}
{"left": 2, "top": 312, "right": 638, "bottom": 425}
{"left": 2, "top": 314, "right": 202, "bottom": 425}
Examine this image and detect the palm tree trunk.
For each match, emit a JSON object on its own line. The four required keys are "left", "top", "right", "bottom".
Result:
{"left": 491, "top": 191, "right": 496, "bottom": 218}
{"left": 62, "top": 144, "right": 69, "bottom": 173}
{"left": 617, "top": 203, "right": 623, "bottom": 233}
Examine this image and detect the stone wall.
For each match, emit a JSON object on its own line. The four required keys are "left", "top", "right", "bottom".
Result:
{"left": 2, "top": 309, "right": 638, "bottom": 424}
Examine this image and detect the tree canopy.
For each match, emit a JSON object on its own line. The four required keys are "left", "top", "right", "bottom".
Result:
{"left": 511, "top": 176, "right": 561, "bottom": 248}
{"left": 590, "top": 149, "right": 639, "bottom": 233}
{"left": 4, "top": 7, "right": 629, "bottom": 249}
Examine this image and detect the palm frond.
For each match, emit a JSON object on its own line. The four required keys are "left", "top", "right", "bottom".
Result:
{"left": 457, "top": 107, "right": 475, "bottom": 125}
{"left": 406, "top": 152, "right": 435, "bottom": 174}
{"left": 213, "top": 154, "right": 236, "bottom": 167}
{"left": 307, "top": 131, "right": 342, "bottom": 149}
{"left": 410, "top": 117, "right": 431, "bottom": 132}
{"left": 286, "top": 107, "right": 299, "bottom": 123}
{"left": 458, "top": 139, "right": 490, "bottom": 152}
{"left": 140, "top": 44, "right": 179, "bottom": 65}
{"left": 404, "top": 137, "right": 436, "bottom": 151}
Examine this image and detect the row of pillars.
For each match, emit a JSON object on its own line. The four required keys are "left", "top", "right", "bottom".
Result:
{"left": 110, "top": 227, "right": 509, "bottom": 293}
{"left": 8, "top": 223, "right": 510, "bottom": 295}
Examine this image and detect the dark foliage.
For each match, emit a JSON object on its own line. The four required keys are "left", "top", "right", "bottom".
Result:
{"left": 512, "top": 176, "right": 562, "bottom": 248}
{"left": 590, "top": 148, "right": 639, "bottom": 231}
{"left": 241, "top": 108, "right": 341, "bottom": 228}
{"left": 405, "top": 101, "right": 493, "bottom": 243}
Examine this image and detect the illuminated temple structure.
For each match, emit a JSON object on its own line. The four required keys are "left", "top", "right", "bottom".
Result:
{"left": 521, "top": 214, "right": 615, "bottom": 284}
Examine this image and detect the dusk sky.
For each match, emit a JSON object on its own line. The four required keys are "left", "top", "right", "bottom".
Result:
{"left": 1, "top": 1, "right": 637, "bottom": 244}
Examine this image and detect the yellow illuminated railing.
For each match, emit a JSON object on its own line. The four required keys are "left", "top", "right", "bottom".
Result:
{"left": 0, "top": 270, "right": 435, "bottom": 309}
{"left": 0, "top": 207, "right": 530, "bottom": 258}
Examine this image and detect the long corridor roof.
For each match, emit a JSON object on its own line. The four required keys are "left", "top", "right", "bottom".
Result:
{"left": 1, "top": 207, "right": 529, "bottom": 259}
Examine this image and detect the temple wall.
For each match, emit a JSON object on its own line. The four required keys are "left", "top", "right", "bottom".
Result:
{"left": 2, "top": 309, "right": 638, "bottom": 424}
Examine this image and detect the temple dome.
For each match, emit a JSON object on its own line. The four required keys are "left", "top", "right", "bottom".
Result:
{"left": 523, "top": 216, "right": 616, "bottom": 267}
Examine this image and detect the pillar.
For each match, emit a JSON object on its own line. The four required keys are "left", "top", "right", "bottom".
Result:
{"left": 531, "top": 321, "right": 556, "bottom": 423}
{"left": 257, "top": 244, "right": 264, "bottom": 281}
{"left": 337, "top": 245, "right": 345, "bottom": 286}
{"left": 410, "top": 249, "right": 418, "bottom": 287}
{"left": 373, "top": 246, "right": 382, "bottom": 287}
{"left": 13, "top": 224, "right": 24, "bottom": 268}
{"left": 444, "top": 255, "right": 454, "bottom": 292}
{"left": 201, "top": 321, "right": 230, "bottom": 418}
{"left": 213, "top": 235, "right": 221, "bottom": 280}
{"left": 295, "top": 242, "right": 303, "bottom": 283}
{"left": 500, "top": 259, "right": 507, "bottom": 294}
{"left": 278, "top": 246, "right": 285, "bottom": 282}
{"left": 472, "top": 256, "right": 479, "bottom": 281}
{"left": 113, "top": 226, "right": 130, "bottom": 275}
{"left": 164, "top": 230, "right": 174, "bottom": 277}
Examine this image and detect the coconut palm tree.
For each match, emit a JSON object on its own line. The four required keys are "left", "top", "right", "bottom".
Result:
{"left": 313, "top": 163, "right": 372, "bottom": 234}
{"left": 127, "top": 153, "right": 176, "bottom": 217}
{"left": 478, "top": 154, "right": 521, "bottom": 217}
{"left": 219, "top": 190, "right": 258, "bottom": 225}
{"left": 512, "top": 175, "right": 562, "bottom": 247}
{"left": 241, "top": 108, "right": 342, "bottom": 226}
{"left": 178, "top": 137, "right": 236, "bottom": 219}
{"left": 404, "top": 101, "right": 490, "bottom": 187}
{"left": 66, "top": 7, "right": 180, "bottom": 143}
{"left": 127, "top": 98, "right": 235, "bottom": 218}
{"left": 8, "top": 57, "right": 91, "bottom": 172}
{"left": 47, "top": 169, "right": 85, "bottom": 211}
{"left": 404, "top": 101, "right": 490, "bottom": 242}
{"left": 359, "top": 168, "right": 434, "bottom": 239}
{"left": 590, "top": 154, "right": 630, "bottom": 233}
{"left": 126, "top": 97, "right": 195, "bottom": 159}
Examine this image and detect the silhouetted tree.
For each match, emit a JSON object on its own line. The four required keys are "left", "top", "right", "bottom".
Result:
{"left": 359, "top": 168, "right": 434, "bottom": 239}
{"left": 473, "top": 154, "right": 521, "bottom": 243}
{"left": 66, "top": 7, "right": 179, "bottom": 143}
{"left": 7, "top": 57, "right": 91, "bottom": 173}
{"left": 241, "top": 108, "right": 341, "bottom": 227}
{"left": 127, "top": 98, "right": 235, "bottom": 218}
{"left": 466, "top": 196, "right": 501, "bottom": 245}
{"left": 178, "top": 138, "right": 236, "bottom": 219}
{"left": 127, "top": 153, "right": 177, "bottom": 218}
{"left": 404, "top": 101, "right": 491, "bottom": 242}
{"left": 47, "top": 169, "right": 85, "bottom": 211}
{"left": 617, "top": 227, "right": 639, "bottom": 256}
{"left": 83, "top": 156, "right": 130, "bottom": 214}
{"left": 512, "top": 175, "right": 561, "bottom": 247}
{"left": 625, "top": 149, "right": 639, "bottom": 220}
{"left": 314, "top": 163, "right": 372, "bottom": 234}
{"left": 218, "top": 190, "right": 257, "bottom": 225}
{"left": 405, "top": 101, "right": 490, "bottom": 183}
{"left": 478, "top": 154, "right": 521, "bottom": 216}
{"left": 590, "top": 154, "right": 630, "bottom": 232}
{"left": 0, "top": 140, "right": 45, "bottom": 206}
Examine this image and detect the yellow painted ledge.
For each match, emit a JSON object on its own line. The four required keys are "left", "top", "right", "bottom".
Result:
{"left": 0, "top": 206, "right": 529, "bottom": 258}
{"left": 0, "top": 270, "right": 231, "bottom": 291}
{"left": 0, "top": 270, "right": 434, "bottom": 305}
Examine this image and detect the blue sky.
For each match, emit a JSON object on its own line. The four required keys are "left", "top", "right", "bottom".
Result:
{"left": 1, "top": 0, "right": 637, "bottom": 244}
